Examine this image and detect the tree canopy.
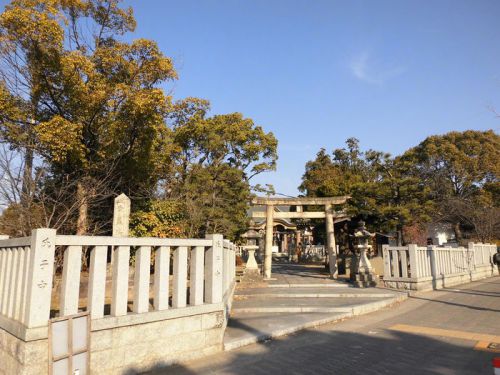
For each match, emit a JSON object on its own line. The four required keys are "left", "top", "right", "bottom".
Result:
{"left": 300, "top": 138, "right": 432, "bottom": 245}
{"left": 164, "top": 99, "right": 277, "bottom": 240}
{"left": 300, "top": 131, "right": 499, "bottom": 245}
{"left": 0, "top": 0, "right": 277, "bottom": 240}
{"left": 400, "top": 130, "right": 500, "bottom": 242}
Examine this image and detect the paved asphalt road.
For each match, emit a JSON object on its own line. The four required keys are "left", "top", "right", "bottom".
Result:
{"left": 155, "top": 276, "right": 500, "bottom": 375}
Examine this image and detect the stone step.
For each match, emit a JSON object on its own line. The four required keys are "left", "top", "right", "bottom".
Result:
{"left": 267, "top": 283, "right": 352, "bottom": 288}
{"left": 231, "top": 296, "right": 404, "bottom": 314}
{"left": 234, "top": 292, "right": 398, "bottom": 299}
{"left": 224, "top": 294, "right": 407, "bottom": 351}
{"left": 232, "top": 306, "right": 354, "bottom": 314}
{"left": 235, "top": 286, "right": 397, "bottom": 296}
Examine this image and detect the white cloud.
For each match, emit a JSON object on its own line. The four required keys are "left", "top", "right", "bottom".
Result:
{"left": 350, "top": 51, "right": 406, "bottom": 85}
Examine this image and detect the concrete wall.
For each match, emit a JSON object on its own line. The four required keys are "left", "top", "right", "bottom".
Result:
{"left": 0, "top": 328, "right": 47, "bottom": 375}
{"left": 90, "top": 309, "right": 225, "bottom": 374}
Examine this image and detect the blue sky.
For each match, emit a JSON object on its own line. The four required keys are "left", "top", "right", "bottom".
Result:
{"left": 5, "top": 0, "right": 500, "bottom": 196}
{"left": 121, "top": 0, "right": 500, "bottom": 196}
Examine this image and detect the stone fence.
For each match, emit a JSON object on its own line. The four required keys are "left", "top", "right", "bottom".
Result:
{"left": 382, "top": 243, "right": 497, "bottom": 291}
{"left": 0, "top": 229, "right": 237, "bottom": 374}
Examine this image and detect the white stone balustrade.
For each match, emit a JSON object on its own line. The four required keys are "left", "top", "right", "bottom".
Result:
{"left": 0, "top": 229, "right": 237, "bottom": 339}
{"left": 383, "top": 242, "right": 497, "bottom": 291}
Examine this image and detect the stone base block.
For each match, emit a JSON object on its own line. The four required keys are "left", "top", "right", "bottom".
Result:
{"left": 0, "top": 327, "right": 48, "bottom": 375}
{"left": 244, "top": 268, "right": 261, "bottom": 276}
{"left": 352, "top": 270, "right": 379, "bottom": 288}
{"left": 383, "top": 266, "right": 497, "bottom": 292}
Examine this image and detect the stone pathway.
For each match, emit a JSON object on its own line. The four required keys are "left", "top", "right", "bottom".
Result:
{"left": 224, "top": 264, "right": 407, "bottom": 350}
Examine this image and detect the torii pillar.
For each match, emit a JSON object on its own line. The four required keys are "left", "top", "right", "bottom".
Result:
{"left": 264, "top": 204, "right": 274, "bottom": 279}
{"left": 325, "top": 204, "right": 338, "bottom": 279}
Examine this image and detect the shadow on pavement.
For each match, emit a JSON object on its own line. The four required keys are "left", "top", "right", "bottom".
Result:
{"left": 225, "top": 317, "right": 270, "bottom": 343}
{"left": 409, "top": 294, "right": 500, "bottom": 313}
{"left": 133, "top": 326, "right": 496, "bottom": 375}
{"left": 440, "top": 288, "right": 500, "bottom": 298}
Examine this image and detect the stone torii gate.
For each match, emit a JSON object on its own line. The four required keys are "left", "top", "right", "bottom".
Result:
{"left": 251, "top": 196, "right": 350, "bottom": 279}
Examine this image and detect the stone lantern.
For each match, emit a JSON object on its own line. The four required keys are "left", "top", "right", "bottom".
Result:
{"left": 351, "top": 221, "right": 379, "bottom": 287}
{"left": 241, "top": 223, "right": 261, "bottom": 273}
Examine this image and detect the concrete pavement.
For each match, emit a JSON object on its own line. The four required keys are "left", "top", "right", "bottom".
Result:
{"left": 152, "top": 276, "right": 500, "bottom": 375}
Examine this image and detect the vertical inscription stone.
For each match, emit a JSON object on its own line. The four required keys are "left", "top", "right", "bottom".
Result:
{"left": 112, "top": 193, "right": 131, "bottom": 237}
{"left": 25, "top": 228, "right": 56, "bottom": 327}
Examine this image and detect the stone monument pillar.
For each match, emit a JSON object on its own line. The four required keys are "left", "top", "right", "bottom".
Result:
{"left": 111, "top": 193, "right": 131, "bottom": 266}
{"left": 351, "top": 221, "right": 379, "bottom": 287}
{"left": 113, "top": 193, "right": 131, "bottom": 237}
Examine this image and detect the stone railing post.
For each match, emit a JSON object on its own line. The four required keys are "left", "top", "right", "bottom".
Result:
{"left": 172, "top": 246, "right": 188, "bottom": 308}
{"left": 205, "top": 234, "right": 223, "bottom": 303}
{"left": 154, "top": 246, "right": 170, "bottom": 311}
{"left": 190, "top": 246, "right": 205, "bottom": 306}
{"left": 230, "top": 244, "right": 234, "bottom": 286}
{"left": 382, "top": 244, "right": 391, "bottom": 278}
{"left": 111, "top": 245, "right": 130, "bottom": 317}
{"left": 408, "top": 244, "right": 418, "bottom": 278}
{"left": 223, "top": 243, "right": 231, "bottom": 295}
{"left": 88, "top": 246, "right": 107, "bottom": 319}
{"left": 133, "top": 246, "right": 151, "bottom": 313}
{"left": 231, "top": 244, "right": 236, "bottom": 283}
{"left": 24, "top": 228, "right": 56, "bottom": 328}
{"left": 60, "top": 245, "right": 82, "bottom": 316}
{"left": 468, "top": 242, "right": 475, "bottom": 272}
{"left": 429, "top": 246, "right": 437, "bottom": 289}
{"left": 399, "top": 248, "right": 408, "bottom": 278}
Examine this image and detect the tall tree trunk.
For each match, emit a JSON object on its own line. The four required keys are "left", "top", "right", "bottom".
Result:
{"left": 20, "top": 147, "right": 34, "bottom": 235}
{"left": 21, "top": 148, "right": 33, "bottom": 204}
{"left": 396, "top": 224, "right": 404, "bottom": 246}
{"left": 76, "top": 181, "right": 88, "bottom": 235}
{"left": 453, "top": 221, "right": 462, "bottom": 244}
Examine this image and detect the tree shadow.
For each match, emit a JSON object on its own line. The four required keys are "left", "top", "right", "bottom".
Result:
{"left": 409, "top": 295, "right": 500, "bottom": 313}
{"left": 440, "top": 288, "right": 500, "bottom": 298}
{"left": 129, "top": 325, "right": 496, "bottom": 374}
{"left": 225, "top": 316, "right": 271, "bottom": 343}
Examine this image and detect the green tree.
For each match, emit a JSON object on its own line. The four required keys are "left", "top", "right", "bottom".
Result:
{"left": 300, "top": 138, "right": 432, "bottom": 245}
{"left": 0, "top": 0, "right": 278, "bottom": 241}
{"left": 401, "top": 130, "right": 500, "bottom": 242}
{"left": 165, "top": 101, "right": 278, "bottom": 240}
{"left": 129, "top": 200, "right": 187, "bottom": 238}
{"left": 0, "top": 0, "right": 177, "bottom": 234}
